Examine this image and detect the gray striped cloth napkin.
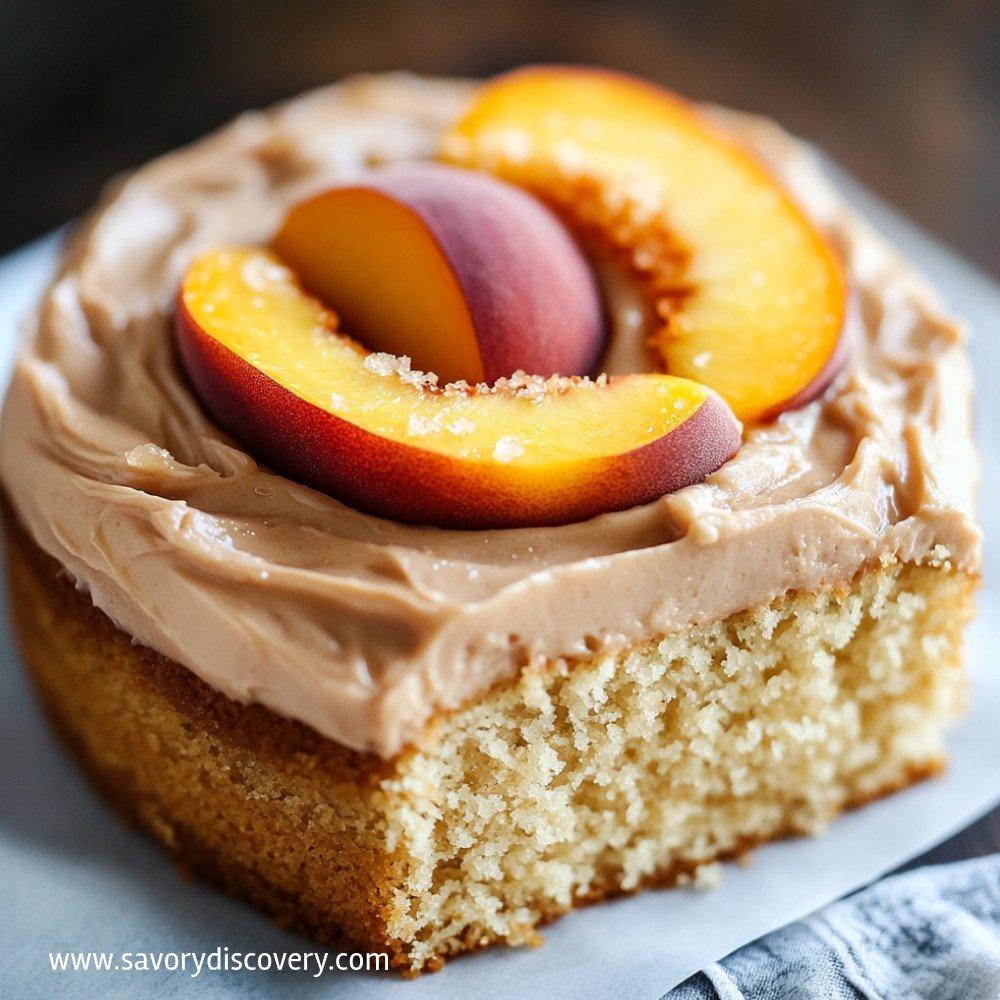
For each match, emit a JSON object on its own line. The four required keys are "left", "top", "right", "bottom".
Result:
{"left": 667, "top": 855, "right": 1000, "bottom": 999}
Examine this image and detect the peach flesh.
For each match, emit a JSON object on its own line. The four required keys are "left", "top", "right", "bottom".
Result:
{"left": 272, "top": 163, "right": 607, "bottom": 386}
{"left": 175, "top": 248, "right": 742, "bottom": 529}
{"left": 443, "top": 66, "right": 848, "bottom": 424}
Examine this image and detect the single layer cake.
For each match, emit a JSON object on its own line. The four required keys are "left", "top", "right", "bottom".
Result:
{"left": 0, "top": 72, "right": 981, "bottom": 973}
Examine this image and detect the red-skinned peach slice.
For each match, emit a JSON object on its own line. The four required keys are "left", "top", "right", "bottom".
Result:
{"left": 175, "top": 248, "right": 741, "bottom": 529}
{"left": 442, "top": 66, "right": 848, "bottom": 423}
{"left": 271, "top": 163, "right": 606, "bottom": 386}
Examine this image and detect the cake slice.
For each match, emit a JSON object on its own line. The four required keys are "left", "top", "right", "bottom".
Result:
{"left": 0, "top": 68, "right": 980, "bottom": 973}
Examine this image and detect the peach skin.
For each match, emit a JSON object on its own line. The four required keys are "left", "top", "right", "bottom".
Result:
{"left": 271, "top": 163, "right": 606, "bottom": 386}
{"left": 175, "top": 248, "right": 741, "bottom": 529}
{"left": 442, "top": 66, "right": 848, "bottom": 424}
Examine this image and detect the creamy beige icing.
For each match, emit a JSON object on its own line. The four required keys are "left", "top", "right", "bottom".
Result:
{"left": 0, "top": 75, "right": 981, "bottom": 757}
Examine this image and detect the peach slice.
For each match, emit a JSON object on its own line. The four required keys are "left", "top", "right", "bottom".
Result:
{"left": 175, "top": 248, "right": 741, "bottom": 529}
{"left": 442, "top": 66, "right": 848, "bottom": 423}
{"left": 271, "top": 163, "right": 605, "bottom": 386}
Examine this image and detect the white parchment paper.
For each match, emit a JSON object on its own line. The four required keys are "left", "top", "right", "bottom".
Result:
{"left": 1, "top": 171, "right": 997, "bottom": 1000}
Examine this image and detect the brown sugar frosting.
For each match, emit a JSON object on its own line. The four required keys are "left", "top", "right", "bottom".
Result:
{"left": 0, "top": 74, "right": 981, "bottom": 756}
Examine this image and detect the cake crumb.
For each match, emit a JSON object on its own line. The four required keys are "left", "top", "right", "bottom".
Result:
{"left": 124, "top": 443, "right": 174, "bottom": 471}
{"left": 692, "top": 862, "right": 724, "bottom": 890}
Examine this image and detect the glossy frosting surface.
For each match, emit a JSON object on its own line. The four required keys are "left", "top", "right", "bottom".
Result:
{"left": 0, "top": 75, "right": 981, "bottom": 756}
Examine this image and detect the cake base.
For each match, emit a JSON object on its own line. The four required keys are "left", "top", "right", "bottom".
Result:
{"left": 4, "top": 505, "right": 976, "bottom": 973}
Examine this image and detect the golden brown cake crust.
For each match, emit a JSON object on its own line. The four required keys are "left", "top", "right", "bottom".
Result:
{"left": 3, "top": 499, "right": 976, "bottom": 973}
{"left": 3, "top": 500, "right": 413, "bottom": 968}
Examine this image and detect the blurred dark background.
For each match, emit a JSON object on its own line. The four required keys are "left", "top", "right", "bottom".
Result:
{"left": 2, "top": 0, "right": 999, "bottom": 273}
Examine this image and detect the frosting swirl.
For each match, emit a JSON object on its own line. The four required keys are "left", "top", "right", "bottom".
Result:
{"left": 0, "top": 75, "right": 981, "bottom": 756}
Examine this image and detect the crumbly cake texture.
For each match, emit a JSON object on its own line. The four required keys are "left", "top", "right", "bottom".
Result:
{"left": 5, "top": 505, "right": 975, "bottom": 973}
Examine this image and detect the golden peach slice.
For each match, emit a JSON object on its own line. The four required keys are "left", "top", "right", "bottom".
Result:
{"left": 175, "top": 248, "right": 741, "bottom": 529}
{"left": 272, "top": 163, "right": 605, "bottom": 386}
{"left": 442, "top": 66, "right": 848, "bottom": 423}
